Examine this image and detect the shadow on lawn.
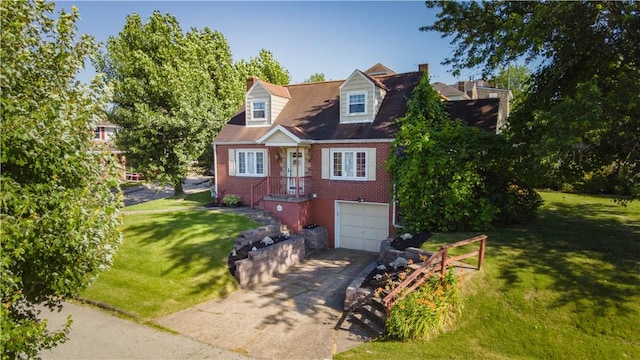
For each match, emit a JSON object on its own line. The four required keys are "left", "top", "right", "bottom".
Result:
{"left": 491, "top": 198, "right": 640, "bottom": 317}
{"left": 124, "top": 210, "right": 257, "bottom": 297}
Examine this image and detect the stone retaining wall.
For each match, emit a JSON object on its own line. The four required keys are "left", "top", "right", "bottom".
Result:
{"left": 344, "top": 260, "right": 378, "bottom": 312}
{"left": 233, "top": 224, "right": 282, "bottom": 250}
{"left": 234, "top": 235, "right": 305, "bottom": 287}
{"left": 301, "top": 226, "right": 328, "bottom": 256}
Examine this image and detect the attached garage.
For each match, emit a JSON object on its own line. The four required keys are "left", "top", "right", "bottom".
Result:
{"left": 336, "top": 201, "right": 389, "bottom": 252}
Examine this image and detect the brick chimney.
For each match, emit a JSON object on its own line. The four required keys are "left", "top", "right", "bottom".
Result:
{"left": 246, "top": 76, "right": 258, "bottom": 91}
{"left": 418, "top": 63, "right": 429, "bottom": 77}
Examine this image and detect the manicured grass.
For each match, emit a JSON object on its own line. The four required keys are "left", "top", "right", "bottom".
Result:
{"left": 337, "top": 191, "right": 640, "bottom": 359}
{"left": 81, "top": 192, "right": 257, "bottom": 319}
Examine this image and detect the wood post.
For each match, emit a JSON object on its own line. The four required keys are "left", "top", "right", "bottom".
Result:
{"left": 440, "top": 247, "right": 448, "bottom": 277}
{"left": 478, "top": 236, "right": 486, "bottom": 270}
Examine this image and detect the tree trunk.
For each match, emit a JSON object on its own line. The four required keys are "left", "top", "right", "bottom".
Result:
{"left": 173, "top": 178, "right": 185, "bottom": 197}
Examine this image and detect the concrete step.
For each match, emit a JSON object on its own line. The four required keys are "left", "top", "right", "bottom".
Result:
{"left": 348, "top": 312, "right": 384, "bottom": 338}
{"left": 370, "top": 298, "right": 386, "bottom": 314}
{"left": 346, "top": 298, "right": 387, "bottom": 338}
{"left": 359, "top": 305, "right": 385, "bottom": 328}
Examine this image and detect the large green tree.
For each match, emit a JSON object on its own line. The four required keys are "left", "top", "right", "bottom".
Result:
{"left": 236, "top": 49, "right": 291, "bottom": 85}
{"left": 388, "top": 73, "right": 541, "bottom": 232}
{"left": 97, "top": 12, "right": 243, "bottom": 195}
{"left": 491, "top": 64, "right": 530, "bottom": 110}
{"left": 303, "top": 72, "right": 326, "bottom": 83}
{"left": 423, "top": 1, "right": 640, "bottom": 199}
{"left": 0, "top": 1, "right": 122, "bottom": 358}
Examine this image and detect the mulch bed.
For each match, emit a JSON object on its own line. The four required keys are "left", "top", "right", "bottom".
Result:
{"left": 361, "top": 231, "right": 432, "bottom": 290}
{"left": 362, "top": 265, "right": 410, "bottom": 290}
{"left": 227, "top": 234, "right": 290, "bottom": 276}
{"left": 389, "top": 231, "right": 432, "bottom": 250}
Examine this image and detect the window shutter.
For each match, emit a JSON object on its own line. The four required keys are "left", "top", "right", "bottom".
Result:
{"left": 228, "top": 149, "right": 236, "bottom": 176}
{"left": 261, "top": 150, "right": 268, "bottom": 176}
{"left": 367, "top": 148, "right": 376, "bottom": 181}
{"left": 321, "top": 148, "right": 330, "bottom": 179}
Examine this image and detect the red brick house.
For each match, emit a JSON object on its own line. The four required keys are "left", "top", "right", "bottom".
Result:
{"left": 213, "top": 64, "right": 499, "bottom": 251}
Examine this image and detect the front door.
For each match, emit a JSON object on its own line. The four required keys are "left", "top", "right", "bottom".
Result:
{"left": 287, "top": 149, "right": 305, "bottom": 195}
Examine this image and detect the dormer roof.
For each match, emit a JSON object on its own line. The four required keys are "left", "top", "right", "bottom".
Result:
{"left": 249, "top": 79, "right": 291, "bottom": 99}
{"left": 339, "top": 69, "right": 389, "bottom": 92}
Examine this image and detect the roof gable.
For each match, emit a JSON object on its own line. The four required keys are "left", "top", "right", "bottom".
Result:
{"left": 432, "top": 82, "right": 470, "bottom": 99}
{"left": 364, "top": 63, "right": 396, "bottom": 76}
{"left": 256, "top": 124, "right": 310, "bottom": 146}
{"left": 247, "top": 80, "right": 291, "bottom": 99}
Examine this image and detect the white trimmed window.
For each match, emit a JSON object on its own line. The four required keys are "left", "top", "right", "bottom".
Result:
{"left": 236, "top": 150, "right": 266, "bottom": 177}
{"left": 347, "top": 92, "right": 366, "bottom": 115}
{"left": 93, "top": 128, "right": 101, "bottom": 140}
{"left": 252, "top": 100, "right": 266, "bottom": 120}
{"left": 331, "top": 149, "right": 367, "bottom": 180}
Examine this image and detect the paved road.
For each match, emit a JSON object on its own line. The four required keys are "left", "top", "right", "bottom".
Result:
{"left": 123, "top": 177, "right": 212, "bottom": 206}
{"left": 39, "top": 302, "right": 253, "bottom": 360}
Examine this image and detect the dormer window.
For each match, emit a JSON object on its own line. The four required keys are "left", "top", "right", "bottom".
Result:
{"left": 348, "top": 92, "right": 366, "bottom": 115}
{"left": 252, "top": 100, "right": 266, "bottom": 120}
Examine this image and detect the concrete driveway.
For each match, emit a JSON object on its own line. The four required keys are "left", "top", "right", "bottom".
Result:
{"left": 156, "top": 249, "right": 378, "bottom": 360}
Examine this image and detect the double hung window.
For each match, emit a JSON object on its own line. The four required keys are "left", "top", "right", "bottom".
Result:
{"left": 348, "top": 92, "right": 366, "bottom": 115}
{"left": 252, "top": 100, "right": 266, "bottom": 119}
{"left": 237, "top": 150, "right": 265, "bottom": 176}
{"left": 331, "top": 150, "right": 367, "bottom": 180}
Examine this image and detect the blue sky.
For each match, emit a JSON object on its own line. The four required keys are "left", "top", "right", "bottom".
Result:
{"left": 57, "top": 1, "right": 476, "bottom": 84}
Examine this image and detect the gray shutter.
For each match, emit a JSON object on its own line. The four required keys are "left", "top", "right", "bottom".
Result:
{"left": 228, "top": 149, "right": 236, "bottom": 176}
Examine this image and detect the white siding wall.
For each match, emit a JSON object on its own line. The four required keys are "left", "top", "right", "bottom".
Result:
{"left": 373, "top": 87, "right": 386, "bottom": 116}
{"left": 270, "top": 95, "right": 289, "bottom": 122}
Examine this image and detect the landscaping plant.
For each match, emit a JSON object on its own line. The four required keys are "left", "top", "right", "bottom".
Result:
{"left": 383, "top": 269, "right": 462, "bottom": 340}
{"left": 222, "top": 194, "right": 241, "bottom": 207}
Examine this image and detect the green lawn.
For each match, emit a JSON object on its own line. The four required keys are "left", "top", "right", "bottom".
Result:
{"left": 123, "top": 189, "right": 214, "bottom": 212}
{"left": 337, "top": 191, "right": 640, "bottom": 359}
{"left": 81, "top": 191, "right": 258, "bottom": 319}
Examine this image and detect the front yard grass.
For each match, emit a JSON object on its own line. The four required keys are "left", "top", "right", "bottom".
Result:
{"left": 337, "top": 191, "right": 640, "bottom": 359}
{"left": 81, "top": 191, "right": 258, "bottom": 319}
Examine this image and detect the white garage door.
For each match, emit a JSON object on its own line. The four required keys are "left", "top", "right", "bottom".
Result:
{"left": 337, "top": 202, "right": 389, "bottom": 252}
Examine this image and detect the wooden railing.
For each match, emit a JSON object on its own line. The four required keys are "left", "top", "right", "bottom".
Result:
{"left": 382, "top": 235, "right": 487, "bottom": 315}
{"left": 251, "top": 177, "right": 269, "bottom": 208}
{"left": 251, "top": 176, "right": 312, "bottom": 208}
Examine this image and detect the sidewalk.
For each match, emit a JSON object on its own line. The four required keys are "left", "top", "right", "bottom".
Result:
{"left": 39, "top": 302, "right": 254, "bottom": 360}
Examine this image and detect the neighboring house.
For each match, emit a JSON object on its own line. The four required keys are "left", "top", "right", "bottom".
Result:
{"left": 433, "top": 80, "right": 513, "bottom": 132}
{"left": 213, "top": 64, "right": 499, "bottom": 251}
{"left": 93, "top": 121, "right": 118, "bottom": 143}
{"left": 432, "top": 82, "right": 470, "bottom": 101}
{"left": 92, "top": 121, "right": 132, "bottom": 180}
